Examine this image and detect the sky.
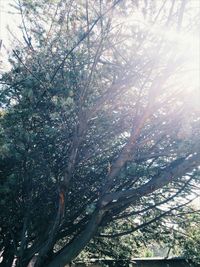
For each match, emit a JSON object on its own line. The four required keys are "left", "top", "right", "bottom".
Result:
{"left": 0, "top": 0, "right": 21, "bottom": 43}
{"left": 0, "top": 0, "right": 21, "bottom": 70}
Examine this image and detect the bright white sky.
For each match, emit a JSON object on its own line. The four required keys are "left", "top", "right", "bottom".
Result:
{"left": 0, "top": 0, "right": 21, "bottom": 42}
{"left": 0, "top": 0, "right": 22, "bottom": 70}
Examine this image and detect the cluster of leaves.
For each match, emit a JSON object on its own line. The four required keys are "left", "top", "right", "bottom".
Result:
{"left": 176, "top": 213, "right": 200, "bottom": 264}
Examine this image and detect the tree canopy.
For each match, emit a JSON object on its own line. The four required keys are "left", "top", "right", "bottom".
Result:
{"left": 0, "top": 1, "right": 200, "bottom": 266}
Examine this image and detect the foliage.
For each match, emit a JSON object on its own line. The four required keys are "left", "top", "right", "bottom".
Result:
{"left": 177, "top": 213, "right": 200, "bottom": 264}
{"left": 0, "top": 1, "right": 200, "bottom": 267}
{"left": 183, "top": 226, "right": 200, "bottom": 264}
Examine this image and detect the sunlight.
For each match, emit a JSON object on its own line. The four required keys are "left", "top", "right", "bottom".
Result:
{"left": 122, "top": 5, "right": 200, "bottom": 96}
{"left": 158, "top": 28, "right": 200, "bottom": 90}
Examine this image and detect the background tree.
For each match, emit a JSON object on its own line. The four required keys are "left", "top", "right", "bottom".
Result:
{"left": 182, "top": 219, "right": 200, "bottom": 264}
{"left": 0, "top": 0, "right": 200, "bottom": 266}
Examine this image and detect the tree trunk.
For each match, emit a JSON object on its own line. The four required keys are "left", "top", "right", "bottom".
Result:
{"left": 0, "top": 245, "right": 15, "bottom": 267}
{"left": 46, "top": 210, "right": 104, "bottom": 267}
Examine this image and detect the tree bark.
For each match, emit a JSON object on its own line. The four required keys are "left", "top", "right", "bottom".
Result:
{"left": 0, "top": 244, "right": 15, "bottom": 267}
{"left": 46, "top": 210, "right": 104, "bottom": 267}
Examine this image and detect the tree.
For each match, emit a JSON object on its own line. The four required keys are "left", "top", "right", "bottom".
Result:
{"left": 182, "top": 218, "right": 200, "bottom": 264}
{"left": 76, "top": 199, "right": 200, "bottom": 262}
{"left": 168, "top": 209, "right": 200, "bottom": 264}
{"left": 0, "top": 0, "right": 200, "bottom": 266}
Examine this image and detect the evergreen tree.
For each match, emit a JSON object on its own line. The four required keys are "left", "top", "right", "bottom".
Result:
{"left": 0, "top": 1, "right": 199, "bottom": 266}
